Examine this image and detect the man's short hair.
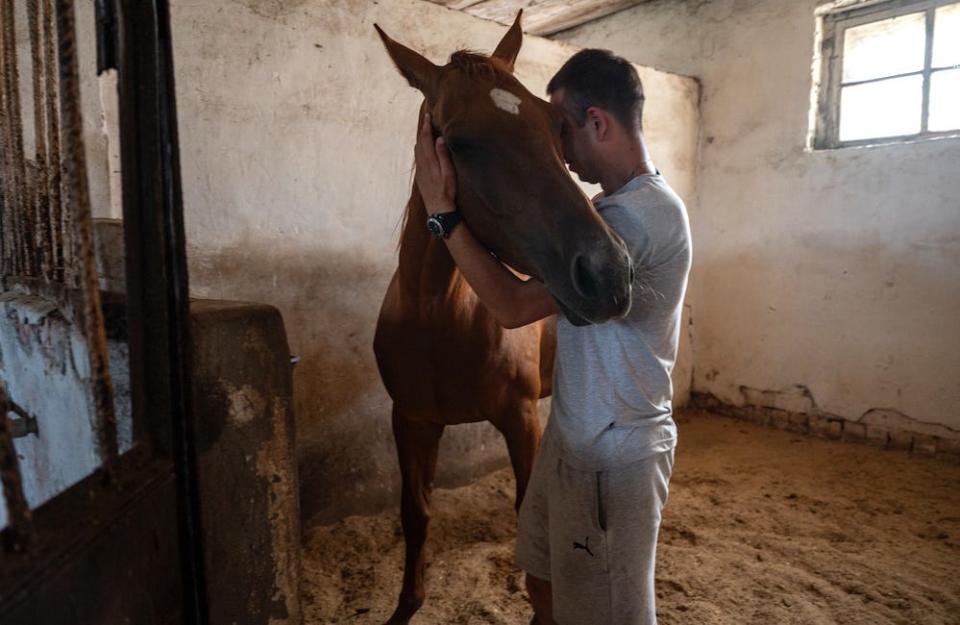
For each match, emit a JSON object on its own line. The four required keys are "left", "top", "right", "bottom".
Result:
{"left": 547, "top": 49, "right": 645, "bottom": 131}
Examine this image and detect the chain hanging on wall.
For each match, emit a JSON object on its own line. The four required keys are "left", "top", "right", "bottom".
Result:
{"left": 55, "top": 0, "right": 119, "bottom": 473}
{"left": 29, "top": 0, "right": 54, "bottom": 281}
{"left": 0, "top": 0, "right": 121, "bottom": 544}
{"left": 1, "top": 0, "right": 29, "bottom": 277}
{"left": 0, "top": 0, "right": 66, "bottom": 281}
{"left": 43, "top": 0, "right": 65, "bottom": 281}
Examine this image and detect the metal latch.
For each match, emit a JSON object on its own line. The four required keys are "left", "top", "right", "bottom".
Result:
{"left": 5, "top": 400, "right": 39, "bottom": 439}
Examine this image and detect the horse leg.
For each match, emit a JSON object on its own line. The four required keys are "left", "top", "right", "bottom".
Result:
{"left": 494, "top": 401, "right": 542, "bottom": 512}
{"left": 385, "top": 407, "right": 444, "bottom": 625}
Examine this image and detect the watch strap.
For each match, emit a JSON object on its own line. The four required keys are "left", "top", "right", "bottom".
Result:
{"left": 429, "top": 211, "right": 462, "bottom": 238}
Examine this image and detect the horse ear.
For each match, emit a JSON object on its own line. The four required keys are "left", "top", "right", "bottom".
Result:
{"left": 374, "top": 25, "right": 440, "bottom": 100}
{"left": 491, "top": 10, "right": 523, "bottom": 72}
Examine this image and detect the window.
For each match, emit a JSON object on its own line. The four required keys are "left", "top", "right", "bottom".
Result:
{"left": 814, "top": 0, "right": 960, "bottom": 148}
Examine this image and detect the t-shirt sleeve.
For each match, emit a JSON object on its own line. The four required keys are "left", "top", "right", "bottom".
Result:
{"left": 602, "top": 196, "right": 690, "bottom": 269}
{"left": 598, "top": 195, "right": 692, "bottom": 318}
{"left": 600, "top": 204, "right": 655, "bottom": 271}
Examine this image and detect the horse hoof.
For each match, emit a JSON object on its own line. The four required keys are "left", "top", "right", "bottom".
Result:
{"left": 382, "top": 611, "right": 413, "bottom": 625}
{"left": 382, "top": 595, "right": 422, "bottom": 625}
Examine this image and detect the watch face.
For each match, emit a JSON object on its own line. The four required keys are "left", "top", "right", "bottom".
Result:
{"left": 427, "top": 217, "right": 444, "bottom": 237}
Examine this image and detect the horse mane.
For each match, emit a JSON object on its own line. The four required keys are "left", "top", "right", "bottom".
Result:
{"left": 448, "top": 50, "right": 507, "bottom": 81}
{"left": 396, "top": 185, "right": 423, "bottom": 253}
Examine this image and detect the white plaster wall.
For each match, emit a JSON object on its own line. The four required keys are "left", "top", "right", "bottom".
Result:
{"left": 170, "top": 0, "right": 699, "bottom": 522}
{"left": 554, "top": 0, "right": 703, "bottom": 77}
{"left": 559, "top": 0, "right": 960, "bottom": 434}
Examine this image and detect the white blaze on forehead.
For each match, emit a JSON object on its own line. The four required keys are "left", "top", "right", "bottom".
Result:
{"left": 490, "top": 88, "right": 521, "bottom": 115}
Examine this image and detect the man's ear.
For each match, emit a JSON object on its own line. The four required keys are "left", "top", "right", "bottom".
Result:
{"left": 374, "top": 24, "right": 440, "bottom": 100}
{"left": 585, "top": 107, "right": 611, "bottom": 142}
{"left": 491, "top": 10, "right": 523, "bottom": 73}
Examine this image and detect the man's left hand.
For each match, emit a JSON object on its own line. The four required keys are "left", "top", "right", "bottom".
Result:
{"left": 414, "top": 112, "right": 457, "bottom": 215}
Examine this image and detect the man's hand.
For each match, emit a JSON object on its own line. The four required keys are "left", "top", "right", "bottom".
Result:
{"left": 410, "top": 113, "right": 558, "bottom": 328}
{"left": 414, "top": 112, "right": 457, "bottom": 215}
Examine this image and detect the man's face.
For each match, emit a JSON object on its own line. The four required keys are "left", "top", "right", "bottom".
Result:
{"left": 550, "top": 88, "right": 600, "bottom": 185}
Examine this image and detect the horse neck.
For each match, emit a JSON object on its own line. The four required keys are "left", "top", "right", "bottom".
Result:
{"left": 397, "top": 187, "right": 462, "bottom": 301}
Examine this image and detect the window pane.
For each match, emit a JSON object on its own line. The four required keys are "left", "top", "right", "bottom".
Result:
{"left": 839, "top": 75, "right": 922, "bottom": 141}
{"left": 929, "top": 68, "right": 960, "bottom": 131}
{"left": 842, "top": 11, "right": 926, "bottom": 83}
{"left": 932, "top": 2, "right": 960, "bottom": 68}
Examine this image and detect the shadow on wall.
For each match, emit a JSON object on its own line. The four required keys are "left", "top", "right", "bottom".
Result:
{"left": 189, "top": 245, "right": 519, "bottom": 526}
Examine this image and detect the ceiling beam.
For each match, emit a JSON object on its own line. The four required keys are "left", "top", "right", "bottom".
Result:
{"left": 519, "top": 0, "right": 647, "bottom": 35}
{"left": 424, "top": 0, "right": 489, "bottom": 9}
{"left": 424, "top": 0, "right": 648, "bottom": 37}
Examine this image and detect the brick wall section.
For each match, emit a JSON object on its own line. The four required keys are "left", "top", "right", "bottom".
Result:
{"left": 688, "top": 392, "right": 960, "bottom": 464}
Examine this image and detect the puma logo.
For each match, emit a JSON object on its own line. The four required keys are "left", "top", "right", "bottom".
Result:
{"left": 572, "top": 536, "right": 594, "bottom": 557}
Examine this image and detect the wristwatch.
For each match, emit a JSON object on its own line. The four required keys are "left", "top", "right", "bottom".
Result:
{"left": 426, "top": 211, "right": 463, "bottom": 239}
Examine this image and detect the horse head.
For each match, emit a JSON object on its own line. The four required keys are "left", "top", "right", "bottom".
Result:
{"left": 375, "top": 12, "right": 633, "bottom": 325}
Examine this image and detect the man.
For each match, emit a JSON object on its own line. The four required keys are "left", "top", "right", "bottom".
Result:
{"left": 413, "top": 49, "right": 691, "bottom": 625}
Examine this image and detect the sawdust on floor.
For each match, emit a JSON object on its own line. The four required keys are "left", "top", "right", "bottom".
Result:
{"left": 301, "top": 411, "right": 960, "bottom": 625}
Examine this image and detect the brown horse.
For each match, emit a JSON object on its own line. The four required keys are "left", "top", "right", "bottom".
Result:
{"left": 373, "top": 13, "right": 633, "bottom": 625}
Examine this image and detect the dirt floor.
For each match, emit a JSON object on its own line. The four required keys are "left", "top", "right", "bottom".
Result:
{"left": 301, "top": 411, "right": 960, "bottom": 624}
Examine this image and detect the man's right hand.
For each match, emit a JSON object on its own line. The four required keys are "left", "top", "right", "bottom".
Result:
{"left": 414, "top": 112, "right": 457, "bottom": 215}
{"left": 413, "top": 114, "right": 559, "bottom": 329}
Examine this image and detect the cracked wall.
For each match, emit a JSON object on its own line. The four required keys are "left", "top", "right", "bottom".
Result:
{"left": 559, "top": 0, "right": 960, "bottom": 436}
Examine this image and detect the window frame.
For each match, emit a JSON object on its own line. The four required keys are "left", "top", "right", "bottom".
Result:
{"left": 815, "top": 0, "right": 960, "bottom": 149}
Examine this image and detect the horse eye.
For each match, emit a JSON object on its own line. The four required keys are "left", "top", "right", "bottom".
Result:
{"left": 446, "top": 137, "right": 483, "bottom": 160}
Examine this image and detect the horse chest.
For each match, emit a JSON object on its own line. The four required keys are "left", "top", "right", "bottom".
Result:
{"left": 375, "top": 296, "right": 540, "bottom": 420}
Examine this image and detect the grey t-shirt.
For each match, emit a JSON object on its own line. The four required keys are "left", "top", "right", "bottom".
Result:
{"left": 549, "top": 173, "right": 692, "bottom": 471}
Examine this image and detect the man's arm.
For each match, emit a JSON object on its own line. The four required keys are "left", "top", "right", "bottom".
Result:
{"left": 443, "top": 222, "right": 557, "bottom": 329}
{"left": 414, "top": 112, "right": 558, "bottom": 329}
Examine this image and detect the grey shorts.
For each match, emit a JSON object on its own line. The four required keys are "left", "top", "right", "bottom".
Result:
{"left": 516, "top": 426, "right": 674, "bottom": 625}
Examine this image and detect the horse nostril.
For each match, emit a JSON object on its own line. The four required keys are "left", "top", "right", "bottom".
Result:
{"left": 571, "top": 254, "right": 600, "bottom": 299}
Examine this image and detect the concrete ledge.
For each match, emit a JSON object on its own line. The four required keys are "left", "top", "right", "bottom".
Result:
{"left": 936, "top": 437, "right": 960, "bottom": 463}
{"left": 689, "top": 392, "right": 960, "bottom": 464}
